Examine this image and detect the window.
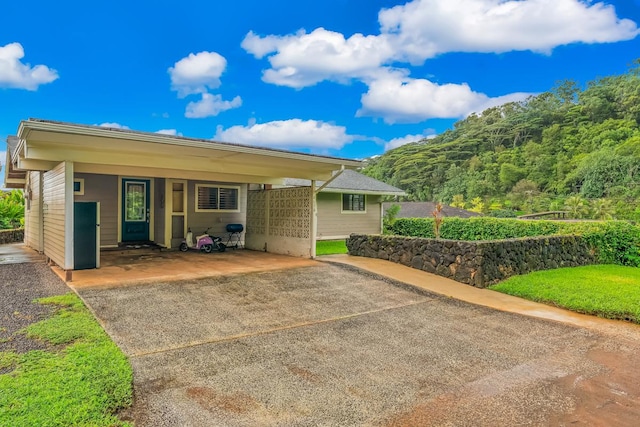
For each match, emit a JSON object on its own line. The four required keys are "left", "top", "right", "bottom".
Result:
{"left": 196, "top": 184, "right": 240, "bottom": 212}
{"left": 74, "top": 178, "right": 85, "bottom": 195}
{"left": 342, "top": 193, "right": 366, "bottom": 212}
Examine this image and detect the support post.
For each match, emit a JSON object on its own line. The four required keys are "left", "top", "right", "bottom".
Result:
{"left": 310, "top": 181, "right": 317, "bottom": 259}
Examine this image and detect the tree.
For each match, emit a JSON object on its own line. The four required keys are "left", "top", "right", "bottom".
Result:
{"left": 451, "top": 194, "right": 465, "bottom": 209}
{"left": 469, "top": 197, "right": 485, "bottom": 214}
{"left": 507, "top": 179, "right": 540, "bottom": 211}
{"left": 564, "top": 196, "right": 588, "bottom": 219}
{"left": 0, "top": 190, "right": 25, "bottom": 229}
{"left": 590, "top": 199, "right": 614, "bottom": 220}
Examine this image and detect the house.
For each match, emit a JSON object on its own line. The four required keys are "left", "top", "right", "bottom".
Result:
{"left": 281, "top": 169, "right": 405, "bottom": 240}
{"left": 382, "top": 202, "right": 481, "bottom": 219}
{"left": 4, "top": 119, "right": 361, "bottom": 278}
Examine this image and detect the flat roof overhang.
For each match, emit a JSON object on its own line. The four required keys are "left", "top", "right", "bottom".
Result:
{"left": 15, "top": 119, "right": 361, "bottom": 183}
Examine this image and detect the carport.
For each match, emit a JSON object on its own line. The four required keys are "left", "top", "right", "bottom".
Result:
{"left": 9, "top": 119, "right": 361, "bottom": 280}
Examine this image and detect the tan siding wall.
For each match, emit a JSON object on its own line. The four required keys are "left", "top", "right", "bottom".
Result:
{"left": 185, "top": 181, "right": 247, "bottom": 244}
{"left": 316, "top": 193, "right": 382, "bottom": 239}
{"left": 43, "top": 163, "right": 68, "bottom": 268}
{"left": 25, "top": 171, "right": 42, "bottom": 251}
{"left": 74, "top": 173, "right": 118, "bottom": 246}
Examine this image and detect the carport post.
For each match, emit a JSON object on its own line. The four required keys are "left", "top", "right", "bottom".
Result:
{"left": 310, "top": 180, "right": 317, "bottom": 259}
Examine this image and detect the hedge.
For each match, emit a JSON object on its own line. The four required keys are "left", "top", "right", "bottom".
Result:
{"left": 387, "top": 218, "right": 640, "bottom": 267}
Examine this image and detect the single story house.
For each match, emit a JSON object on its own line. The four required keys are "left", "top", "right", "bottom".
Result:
{"left": 382, "top": 202, "right": 481, "bottom": 219}
{"left": 4, "top": 119, "right": 362, "bottom": 279}
{"left": 279, "top": 169, "right": 405, "bottom": 240}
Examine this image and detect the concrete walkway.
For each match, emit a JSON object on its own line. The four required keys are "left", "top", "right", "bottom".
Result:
{"left": 0, "top": 243, "right": 45, "bottom": 265}
{"left": 321, "top": 254, "right": 640, "bottom": 336}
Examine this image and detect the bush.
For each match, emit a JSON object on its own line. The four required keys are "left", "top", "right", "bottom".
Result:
{"left": 387, "top": 217, "right": 640, "bottom": 267}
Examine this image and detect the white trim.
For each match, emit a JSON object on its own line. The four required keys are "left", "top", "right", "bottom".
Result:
{"left": 64, "top": 161, "right": 74, "bottom": 270}
{"left": 96, "top": 202, "right": 101, "bottom": 268}
{"left": 195, "top": 183, "right": 241, "bottom": 212}
{"left": 311, "top": 181, "right": 317, "bottom": 259}
{"left": 73, "top": 178, "right": 85, "bottom": 195}
{"left": 341, "top": 193, "right": 367, "bottom": 214}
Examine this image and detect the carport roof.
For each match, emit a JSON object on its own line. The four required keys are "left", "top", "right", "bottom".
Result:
{"left": 12, "top": 119, "right": 362, "bottom": 182}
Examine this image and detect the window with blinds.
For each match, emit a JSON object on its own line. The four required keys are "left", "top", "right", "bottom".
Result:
{"left": 195, "top": 184, "right": 240, "bottom": 211}
{"left": 342, "top": 193, "right": 366, "bottom": 212}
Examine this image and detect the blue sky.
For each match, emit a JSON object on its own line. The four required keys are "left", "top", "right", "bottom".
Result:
{"left": 1, "top": 0, "right": 640, "bottom": 186}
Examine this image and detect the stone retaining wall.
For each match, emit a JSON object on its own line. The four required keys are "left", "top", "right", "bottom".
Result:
{"left": 0, "top": 229, "right": 25, "bottom": 245}
{"left": 346, "top": 234, "right": 597, "bottom": 287}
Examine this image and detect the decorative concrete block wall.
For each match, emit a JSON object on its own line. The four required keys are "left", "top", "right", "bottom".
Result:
{"left": 346, "top": 234, "right": 597, "bottom": 288}
{"left": 0, "top": 229, "right": 25, "bottom": 245}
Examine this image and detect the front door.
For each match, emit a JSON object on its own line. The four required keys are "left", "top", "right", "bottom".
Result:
{"left": 122, "top": 178, "right": 150, "bottom": 242}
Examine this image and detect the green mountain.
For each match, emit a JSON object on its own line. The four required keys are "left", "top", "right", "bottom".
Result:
{"left": 363, "top": 62, "right": 640, "bottom": 220}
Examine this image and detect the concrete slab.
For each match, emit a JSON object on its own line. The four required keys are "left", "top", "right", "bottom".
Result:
{"left": 77, "top": 263, "right": 640, "bottom": 426}
{"left": 0, "top": 243, "right": 45, "bottom": 265}
{"left": 321, "top": 254, "right": 640, "bottom": 336}
{"left": 63, "top": 249, "right": 317, "bottom": 289}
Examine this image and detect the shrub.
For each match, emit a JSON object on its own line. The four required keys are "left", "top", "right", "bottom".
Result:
{"left": 387, "top": 217, "right": 640, "bottom": 267}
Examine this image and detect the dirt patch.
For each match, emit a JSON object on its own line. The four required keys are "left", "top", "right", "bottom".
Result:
{"left": 186, "top": 387, "right": 259, "bottom": 414}
{"left": 287, "top": 365, "right": 322, "bottom": 384}
{"left": 0, "top": 263, "right": 69, "bottom": 354}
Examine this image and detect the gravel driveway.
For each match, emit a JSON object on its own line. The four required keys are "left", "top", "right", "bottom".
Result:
{"left": 77, "top": 263, "right": 640, "bottom": 426}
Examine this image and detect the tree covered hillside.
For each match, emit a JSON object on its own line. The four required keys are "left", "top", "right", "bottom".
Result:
{"left": 363, "top": 63, "right": 640, "bottom": 220}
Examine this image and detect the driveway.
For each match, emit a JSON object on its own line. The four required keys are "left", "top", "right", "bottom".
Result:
{"left": 77, "top": 263, "right": 640, "bottom": 426}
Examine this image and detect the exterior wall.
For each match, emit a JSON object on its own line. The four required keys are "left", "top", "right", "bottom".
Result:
{"left": 43, "top": 161, "right": 73, "bottom": 269}
{"left": 74, "top": 173, "right": 118, "bottom": 247}
{"left": 317, "top": 193, "right": 382, "bottom": 240}
{"left": 25, "top": 171, "right": 43, "bottom": 251}
{"left": 154, "top": 178, "right": 166, "bottom": 247}
{"left": 246, "top": 187, "right": 313, "bottom": 257}
{"left": 185, "top": 180, "right": 247, "bottom": 247}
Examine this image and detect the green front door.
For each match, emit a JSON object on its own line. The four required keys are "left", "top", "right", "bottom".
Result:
{"left": 122, "top": 178, "right": 150, "bottom": 242}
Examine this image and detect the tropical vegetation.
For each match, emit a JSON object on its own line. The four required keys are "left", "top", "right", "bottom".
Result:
{"left": 0, "top": 190, "right": 24, "bottom": 229}
{"left": 364, "top": 63, "right": 640, "bottom": 220}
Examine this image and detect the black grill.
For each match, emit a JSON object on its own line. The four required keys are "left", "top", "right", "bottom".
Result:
{"left": 226, "top": 223, "right": 244, "bottom": 233}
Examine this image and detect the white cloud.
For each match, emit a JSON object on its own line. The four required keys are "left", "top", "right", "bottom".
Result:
{"left": 385, "top": 133, "right": 436, "bottom": 151}
{"left": 0, "top": 42, "right": 58, "bottom": 90}
{"left": 97, "top": 122, "right": 130, "bottom": 129}
{"left": 156, "top": 129, "right": 182, "bottom": 136}
{"left": 380, "top": 0, "right": 639, "bottom": 62}
{"left": 169, "top": 51, "right": 228, "bottom": 97}
{"left": 243, "top": 0, "right": 638, "bottom": 89}
{"left": 214, "top": 119, "right": 354, "bottom": 150}
{"left": 242, "top": 28, "right": 393, "bottom": 88}
{"left": 185, "top": 93, "right": 242, "bottom": 119}
{"left": 358, "top": 73, "right": 533, "bottom": 123}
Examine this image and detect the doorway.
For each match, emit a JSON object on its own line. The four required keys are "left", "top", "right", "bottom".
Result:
{"left": 121, "top": 178, "right": 150, "bottom": 242}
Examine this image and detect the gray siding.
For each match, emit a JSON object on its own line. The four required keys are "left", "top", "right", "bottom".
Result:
{"left": 74, "top": 173, "right": 118, "bottom": 246}
{"left": 316, "top": 193, "right": 382, "bottom": 239}
{"left": 186, "top": 180, "right": 247, "bottom": 242}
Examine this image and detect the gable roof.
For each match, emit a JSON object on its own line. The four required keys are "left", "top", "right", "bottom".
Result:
{"left": 283, "top": 169, "right": 405, "bottom": 196}
{"left": 383, "top": 202, "right": 481, "bottom": 218}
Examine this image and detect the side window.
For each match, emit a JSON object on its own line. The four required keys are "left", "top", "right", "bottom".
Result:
{"left": 196, "top": 185, "right": 240, "bottom": 212}
{"left": 342, "top": 194, "right": 366, "bottom": 212}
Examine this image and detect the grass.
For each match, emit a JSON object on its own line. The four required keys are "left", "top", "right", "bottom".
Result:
{"left": 316, "top": 239, "right": 348, "bottom": 255}
{"left": 0, "top": 293, "right": 133, "bottom": 426}
{"left": 490, "top": 265, "right": 640, "bottom": 323}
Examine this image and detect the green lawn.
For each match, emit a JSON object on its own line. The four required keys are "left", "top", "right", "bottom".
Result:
{"left": 316, "top": 239, "right": 348, "bottom": 255}
{"left": 490, "top": 265, "right": 640, "bottom": 323}
{"left": 0, "top": 293, "right": 133, "bottom": 426}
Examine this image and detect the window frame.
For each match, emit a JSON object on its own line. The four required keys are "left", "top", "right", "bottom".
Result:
{"left": 341, "top": 193, "right": 366, "bottom": 214}
{"left": 195, "top": 184, "right": 241, "bottom": 213}
{"left": 73, "top": 178, "right": 85, "bottom": 196}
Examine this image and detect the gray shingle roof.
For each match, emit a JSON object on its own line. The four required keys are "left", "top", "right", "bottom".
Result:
{"left": 383, "top": 202, "right": 481, "bottom": 218}
{"left": 283, "top": 169, "right": 405, "bottom": 195}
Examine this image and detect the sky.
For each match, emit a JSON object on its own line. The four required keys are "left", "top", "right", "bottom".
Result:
{"left": 1, "top": 0, "right": 640, "bottom": 188}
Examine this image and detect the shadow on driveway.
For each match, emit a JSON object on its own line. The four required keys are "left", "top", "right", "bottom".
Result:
{"left": 78, "top": 263, "right": 640, "bottom": 426}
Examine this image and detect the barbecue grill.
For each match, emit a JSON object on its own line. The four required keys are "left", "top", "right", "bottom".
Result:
{"left": 225, "top": 223, "right": 243, "bottom": 249}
